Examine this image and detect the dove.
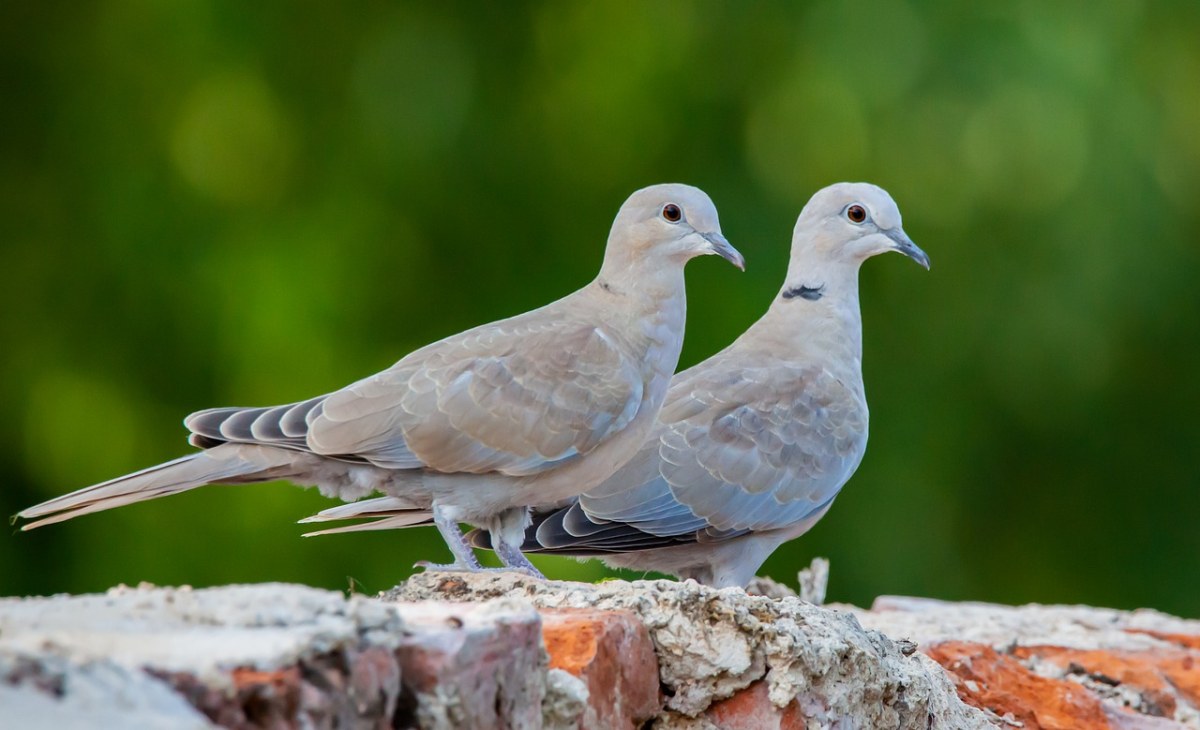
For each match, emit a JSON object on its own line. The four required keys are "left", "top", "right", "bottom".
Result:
{"left": 302, "top": 182, "right": 926, "bottom": 586}
{"left": 16, "top": 183, "right": 745, "bottom": 577}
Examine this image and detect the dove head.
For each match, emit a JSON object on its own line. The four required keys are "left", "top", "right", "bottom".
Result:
{"left": 792, "top": 182, "right": 929, "bottom": 271}
{"left": 599, "top": 183, "right": 744, "bottom": 282}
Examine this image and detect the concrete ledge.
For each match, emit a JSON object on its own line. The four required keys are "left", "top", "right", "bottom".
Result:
{"left": 3, "top": 574, "right": 1198, "bottom": 728}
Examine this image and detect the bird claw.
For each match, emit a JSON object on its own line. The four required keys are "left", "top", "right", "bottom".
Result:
{"left": 504, "top": 564, "right": 545, "bottom": 580}
{"left": 413, "top": 561, "right": 544, "bottom": 579}
{"left": 492, "top": 540, "right": 545, "bottom": 579}
{"left": 413, "top": 560, "right": 479, "bottom": 573}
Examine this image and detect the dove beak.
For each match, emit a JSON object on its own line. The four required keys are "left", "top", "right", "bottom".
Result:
{"left": 700, "top": 231, "right": 746, "bottom": 270}
{"left": 885, "top": 228, "right": 930, "bottom": 270}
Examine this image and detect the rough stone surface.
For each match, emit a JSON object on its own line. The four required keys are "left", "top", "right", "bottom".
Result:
{"left": 541, "top": 668, "right": 589, "bottom": 730}
{"left": 855, "top": 595, "right": 1200, "bottom": 729}
{"left": 0, "top": 582, "right": 406, "bottom": 688}
{"left": 390, "top": 572, "right": 993, "bottom": 728}
{"left": 0, "top": 582, "right": 410, "bottom": 728}
{"left": 0, "top": 651, "right": 215, "bottom": 729}
{"left": 391, "top": 599, "right": 545, "bottom": 729}
{"left": 6, "top": 577, "right": 1200, "bottom": 728}
{"left": 0, "top": 583, "right": 554, "bottom": 729}
{"left": 858, "top": 595, "right": 1200, "bottom": 650}
{"left": 746, "top": 558, "right": 829, "bottom": 605}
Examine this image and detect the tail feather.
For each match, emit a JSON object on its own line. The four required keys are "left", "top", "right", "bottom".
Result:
{"left": 16, "top": 445, "right": 291, "bottom": 530}
{"left": 298, "top": 496, "right": 432, "bottom": 537}
{"left": 297, "top": 496, "right": 419, "bottom": 523}
{"left": 465, "top": 527, "right": 493, "bottom": 549}
{"left": 300, "top": 512, "right": 433, "bottom": 537}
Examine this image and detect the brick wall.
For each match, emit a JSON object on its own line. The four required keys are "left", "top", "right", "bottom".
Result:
{"left": 3, "top": 573, "right": 1198, "bottom": 728}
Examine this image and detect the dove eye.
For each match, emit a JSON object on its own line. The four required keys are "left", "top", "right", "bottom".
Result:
{"left": 846, "top": 205, "right": 868, "bottom": 224}
{"left": 662, "top": 204, "right": 683, "bottom": 223}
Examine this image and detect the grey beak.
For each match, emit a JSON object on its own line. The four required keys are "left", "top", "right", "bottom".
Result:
{"left": 885, "top": 228, "right": 930, "bottom": 270}
{"left": 701, "top": 231, "right": 746, "bottom": 271}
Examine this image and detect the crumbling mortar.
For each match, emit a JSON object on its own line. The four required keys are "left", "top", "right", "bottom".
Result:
{"left": 388, "top": 572, "right": 992, "bottom": 728}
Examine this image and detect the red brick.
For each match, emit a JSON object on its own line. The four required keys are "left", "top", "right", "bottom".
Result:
{"left": 703, "top": 680, "right": 804, "bottom": 730}
{"left": 541, "top": 608, "right": 662, "bottom": 729}
{"left": 1014, "top": 644, "right": 1200, "bottom": 717}
{"left": 925, "top": 641, "right": 1112, "bottom": 730}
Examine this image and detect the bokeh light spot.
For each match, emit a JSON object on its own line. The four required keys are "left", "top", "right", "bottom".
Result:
{"left": 169, "top": 70, "right": 295, "bottom": 206}
{"left": 962, "top": 83, "right": 1089, "bottom": 213}
{"left": 351, "top": 16, "right": 475, "bottom": 164}
{"left": 875, "top": 97, "right": 977, "bottom": 227}
{"left": 1150, "top": 34, "right": 1200, "bottom": 211}
{"left": 23, "top": 371, "right": 143, "bottom": 494}
{"left": 531, "top": 2, "right": 700, "bottom": 186}
{"left": 802, "top": 0, "right": 928, "bottom": 106}
{"left": 746, "top": 74, "right": 869, "bottom": 203}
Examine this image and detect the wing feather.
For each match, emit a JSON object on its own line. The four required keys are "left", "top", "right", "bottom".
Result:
{"left": 558, "top": 357, "right": 866, "bottom": 549}
{"left": 180, "top": 310, "right": 643, "bottom": 477}
{"left": 654, "top": 362, "right": 866, "bottom": 532}
{"left": 307, "top": 317, "right": 644, "bottom": 476}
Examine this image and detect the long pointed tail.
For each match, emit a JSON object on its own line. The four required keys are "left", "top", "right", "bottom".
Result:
{"left": 16, "top": 444, "right": 296, "bottom": 530}
{"left": 298, "top": 496, "right": 432, "bottom": 537}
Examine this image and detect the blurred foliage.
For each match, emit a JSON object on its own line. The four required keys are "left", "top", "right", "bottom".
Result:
{"left": 2, "top": 0, "right": 1199, "bottom": 615}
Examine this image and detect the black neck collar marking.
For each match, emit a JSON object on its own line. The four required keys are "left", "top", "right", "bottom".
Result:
{"left": 782, "top": 283, "right": 825, "bottom": 301}
{"left": 597, "top": 278, "right": 624, "bottom": 296}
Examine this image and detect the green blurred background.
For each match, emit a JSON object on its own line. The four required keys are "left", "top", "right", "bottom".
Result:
{"left": 3, "top": 1, "right": 1198, "bottom": 615}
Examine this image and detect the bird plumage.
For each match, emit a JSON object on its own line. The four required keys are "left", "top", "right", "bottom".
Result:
{"left": 17, "top": 183, "right": 743, "bottom": 575}
{"left": 456, "top": 182, "right": 929, "bottom": 586}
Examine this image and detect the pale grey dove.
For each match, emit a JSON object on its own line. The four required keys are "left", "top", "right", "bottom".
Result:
{"left": 16, "top": 183, "right": 744, "bottom": 576}
{"left": 304, "top": 182, "right": 927, "bottom": 586}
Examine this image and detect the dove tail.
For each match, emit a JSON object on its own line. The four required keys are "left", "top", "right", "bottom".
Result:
{"left": 15, "top": 444, "right": 293, "bottom": 530}
{"left": 297, "top": 496, "right": 432, "bottom": 537}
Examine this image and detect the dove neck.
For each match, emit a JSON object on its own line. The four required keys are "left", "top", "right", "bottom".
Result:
{"left": 595, "top": 255, "right": 687, "bottom": 305}
{"left": 771, "top": 260, "right": 865, "bottom": 365}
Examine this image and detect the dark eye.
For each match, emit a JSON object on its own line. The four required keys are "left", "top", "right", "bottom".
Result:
{"left": 846, "top": 204, "right": 867, "bottom": 224}
{"left": 662, "top": 203, "right": 682, "bottom": 223}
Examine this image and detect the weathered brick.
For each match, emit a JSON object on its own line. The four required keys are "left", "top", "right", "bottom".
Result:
{"left": 702, "top": 680, "right": 804, "bottom": 730}
{"left": 393, "top": 599, "right": 545, "bottom": 729}
{"left": 1013, "top": 644, "right": 1200, "bottom": 720}
{"left": 541, "top": 607, "right": 662, "bottom": 729}
{"left": 926, "top": 641, "right": 1110, "bottom": 730}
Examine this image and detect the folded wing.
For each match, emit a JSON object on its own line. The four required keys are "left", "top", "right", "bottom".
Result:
{"left": 517, "top": 358, "right": 865, "bottom": 551}
{"left": 190, "top": 316, "right": 645, "bottom": 479}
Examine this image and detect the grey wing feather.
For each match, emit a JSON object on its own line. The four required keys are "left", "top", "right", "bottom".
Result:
{"left": 582, "top": 473, "right": 711, "bottom": 536}
{"left": 461, "top": 503, "right": 695, "bottom": 554}
{"left": 184, "top": 311, "right": 643, "bottom": 478}
{"left": 654, "top": 363, "right": 866, "bottom": 533}
{"left": 554, "top": 359, "right": 865, "bottom": 549}
{"left": 307, "top": 319, "right": 644, "bottom": 476}
{"left": 528, "top": 503, "right": 712, "bottom": 553}
{"left": 186, "top": 397, "right": 325, "bottom": 449}
{"left": 183, "top": 394, "right": 423, "bottom": 468}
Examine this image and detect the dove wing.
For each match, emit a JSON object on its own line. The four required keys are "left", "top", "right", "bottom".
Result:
{"left": 303, "top": 313, "right": 645, "bottom": 476}
{"left": 654, "top": 360, "right": 865, "bottom": 532}
{"left": 573, "top": 357, "right": 864, "bottom": 539}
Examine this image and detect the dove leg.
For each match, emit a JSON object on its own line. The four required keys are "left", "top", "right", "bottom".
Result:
{"left": 417, "top": 503, "right": 484, "bottom": 571}
{"left": 490, "top": 507, "right": 544, "bottom": 579}
{"left": 494, "top": 541, "right": 544, "bottom": 578}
